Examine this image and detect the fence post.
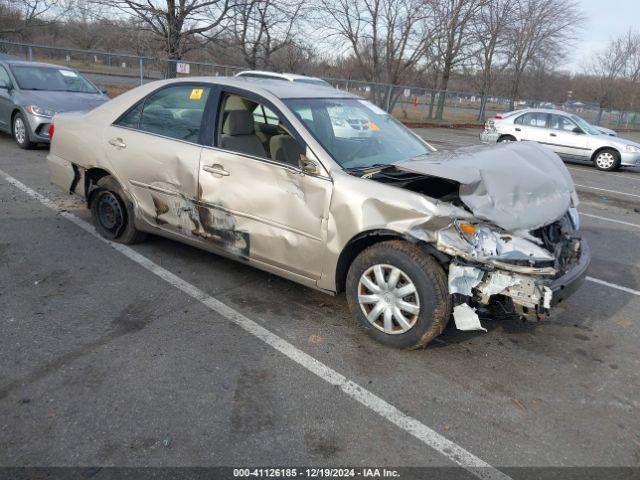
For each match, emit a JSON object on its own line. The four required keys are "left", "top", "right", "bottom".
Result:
{"left": 28, "top": 46, "right": 33, "bottom": 62}
{"left": 139, "top": 57, "right": 144, "bottom": 86}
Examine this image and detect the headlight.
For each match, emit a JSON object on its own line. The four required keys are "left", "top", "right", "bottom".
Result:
{"left": 624, "top": 145, "right": 640, "bottom": 153}
{"left": 25, "top": 105, "right": 56, "bottom": 118}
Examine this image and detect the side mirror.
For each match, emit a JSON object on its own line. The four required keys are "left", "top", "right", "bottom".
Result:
{"left": 572, "top": 127, "right": 583, "bottom": 134}
{"left": 100, "top": 87, "right": 108, "bottom": 94}
{"left": 0, "top": 80, "right": 12, "bottom": 91}
{"left": 299, "top": 155, "right": 320, "bottom": 175}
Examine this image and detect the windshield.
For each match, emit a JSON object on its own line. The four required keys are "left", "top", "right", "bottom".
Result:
{"left": 571, "top": 115, "right": 600, "bottom": 135}
{"left": 10, "top": 65, "right": 99, "bottom": 93}
{"left": 285, "top": 98, "right": 432, "bottom": 169}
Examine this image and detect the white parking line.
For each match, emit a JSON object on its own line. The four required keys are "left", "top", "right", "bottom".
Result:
{"left": 574, "top": 184, "right": 640, "bottom": 198}
{"left": 568, "top": 166, "right": 640, "bottom": 182}
{"left": 0, "top": 170, "right": 513, "bottom": 480}
{"left": 580, "top": 212, "right": 640, "bottom": 229}
{"left": 586, "top": 277, "right": 640, "bottom": 296}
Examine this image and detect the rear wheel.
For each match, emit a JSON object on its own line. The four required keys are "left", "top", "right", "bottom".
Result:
{"left": 13, "top": 112, "right": 35, "bottom": 149}
{"left": 593, "top": 148, "right": 620, "bottom": 171}
{"left": 345, "top": 241, "right": 451, "bottom": 349}
{"left": 497, "top": 135, "right": 516, "bottom": 143}
{"left": 90, "top": 175, "right": 147, "bottom": 244}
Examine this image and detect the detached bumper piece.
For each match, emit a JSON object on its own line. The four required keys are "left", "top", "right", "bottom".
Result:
{"left": 448, "top": 240, "right": 590, "bottom": 330}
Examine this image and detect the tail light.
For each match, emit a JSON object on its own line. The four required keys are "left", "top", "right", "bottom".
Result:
{"left": 494, "top": 114, "right": 503, "bottom": 119}
{"left": 48, "top": 123, "right": 55, "bottom": 141}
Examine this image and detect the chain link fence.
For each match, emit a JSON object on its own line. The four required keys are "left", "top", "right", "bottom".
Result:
{"left": 2, "top": 40, "right": 639, "bottom": 129}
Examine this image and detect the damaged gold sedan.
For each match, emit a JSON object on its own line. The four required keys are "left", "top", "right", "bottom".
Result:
{"left": 46, "top": 77, "right": 590, "bottom": 349}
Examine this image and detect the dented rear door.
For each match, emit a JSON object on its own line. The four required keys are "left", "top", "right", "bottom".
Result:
{"left": 104, "top": 83, "right": 212, "bottom": 233}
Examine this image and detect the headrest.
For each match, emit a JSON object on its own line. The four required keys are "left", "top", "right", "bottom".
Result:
{"left": 223, "top": 110, "right": 255, "bottom": 136}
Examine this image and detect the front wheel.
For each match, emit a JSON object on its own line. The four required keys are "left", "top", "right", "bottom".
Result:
{"left": 345, "top": 241, "right": 451, "bottom": 349}
{"left": 593, "top": 148, "right": 621, "bottom": 171}
{"left": 13, "top": 113, "right": 35, "bottom": 149}
{"left": 497, "top": 135, "right": 516, "bottom": 143}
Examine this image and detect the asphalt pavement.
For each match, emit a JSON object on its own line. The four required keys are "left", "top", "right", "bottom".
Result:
{"left": 1, "top": 129, "right": 639, "bottom": 478}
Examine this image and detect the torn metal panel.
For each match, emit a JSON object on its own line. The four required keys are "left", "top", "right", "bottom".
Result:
{"left": 476, "top": 271, "right": 521, "bottom": 304}
{"left": 395, "top": 142, "right": 576, "bottom": 231}
{"left": 452, "top": 304, "right": 487, "bottom": 332}
{"left": 448, "top": 264, "right": 485, "bottom": 296}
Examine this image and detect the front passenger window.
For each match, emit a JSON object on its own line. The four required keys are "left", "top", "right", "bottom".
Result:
{"left": 217, "top": 93, "right": 305, "bottom": 167}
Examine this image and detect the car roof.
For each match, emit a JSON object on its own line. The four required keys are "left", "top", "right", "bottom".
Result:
{"left": 157, "top": 76, "right": 356, "bottom": 100}
{"left": 236, "top": 70, "right": 325, "bottom": 82}
{"left": 506, "top": 108, "right": 578, "bottom": 116}
{"left": 1, "top": 59, "right": 77, "bottom": 70}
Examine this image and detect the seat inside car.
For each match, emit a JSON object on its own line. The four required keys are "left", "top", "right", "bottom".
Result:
{"left": 219, "top": 110, "right": 267, "bottom": 158}
{"left": 270, "top": 134, "right": 303, "bottom": 166}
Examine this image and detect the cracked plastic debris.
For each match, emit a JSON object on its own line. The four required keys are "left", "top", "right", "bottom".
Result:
{"left": 476, "top": 271, "right": 521, "bottom": 301}
{"left": 448, "top": 264, "right": 484, "bottom": 296}
{"left": 452, "top": 304, "right": 487, "bottom": 332}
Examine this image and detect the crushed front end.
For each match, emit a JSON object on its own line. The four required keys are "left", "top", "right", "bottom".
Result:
{"left": 437, "top": 210, "right": 590, "bottom": 330}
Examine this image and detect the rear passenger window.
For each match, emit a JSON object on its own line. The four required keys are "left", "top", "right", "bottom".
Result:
{"left": 117, "top": 102, "right": 143, "bottom": 129}
{"left": 117, "top": 85, "right": 211, "bottom": 143}
{"left": 515, "top": 112, "right": 548, "bottom": 128}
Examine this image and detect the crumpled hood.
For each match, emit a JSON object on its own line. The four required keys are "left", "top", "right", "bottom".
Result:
{"left": 17, "top": 90, "right": 108, "bottom": 113}
{"left": 395, "top": 141, "right": 576, "bottom": 231}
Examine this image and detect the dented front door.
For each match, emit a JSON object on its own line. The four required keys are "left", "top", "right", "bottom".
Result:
{"left": 197, "top": 148, "right": 332, "bottom": 281}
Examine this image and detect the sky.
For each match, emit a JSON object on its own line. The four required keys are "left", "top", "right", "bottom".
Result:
{"left": 569, "top": 0, "right": 639, "bottom": 72}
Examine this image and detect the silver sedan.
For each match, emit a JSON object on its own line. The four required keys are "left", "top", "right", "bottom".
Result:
{"left": 480, "top": 108, "right": 640, "bottom": 171}
{"left": 0, "top": 60, "right": 108, "bottom": 149}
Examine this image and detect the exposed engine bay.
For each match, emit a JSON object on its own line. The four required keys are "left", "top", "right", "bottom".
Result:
{"left": 354, "top": 142, "right": 588, "bottom": 331}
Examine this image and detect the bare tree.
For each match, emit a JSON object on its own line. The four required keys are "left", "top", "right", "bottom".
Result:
{"left": 227, "top": 0, "right": 303, "bottom": 70}
{"left": 0, "top": 0, "right": 70, "bottom": 36}
{"left": 317, "top": 0, "right": 435, "bottom": 110}
{"left": 432, "top": 0, "right": 485, "bottom": 120}
{"left": 471, "top": 0, "right": 514, "bottom": 120}
{"left": 92, "top": 0, "right": 233, "bottom": 76}
{"left": 588, "top": 29, "right": 640, "bottom": 124}
{"left": 505, "top": 0, "right": 584, "bottom": 110}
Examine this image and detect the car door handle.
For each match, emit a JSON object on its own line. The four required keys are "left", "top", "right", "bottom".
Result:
{"left": 550, "top": 133, "right": 557, "bottom": 137}
{"left": 108, "top": 137, "right": 126, "bottom": 149}
{"left": 515, "top": 128, "right": 521, "bottom": 132}
{"left": 203, "top": 164, "right": 230, "bottom": 176}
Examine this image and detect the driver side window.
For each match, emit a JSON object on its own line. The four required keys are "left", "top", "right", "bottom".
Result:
{"left": 217, "top": 93, "right": 305, "bottom": 168}
{"left": 550, "top": 114, "right": 578, "bottom": 132}
{"left": 0, "top": 66, "right": 11, "bottom": 87}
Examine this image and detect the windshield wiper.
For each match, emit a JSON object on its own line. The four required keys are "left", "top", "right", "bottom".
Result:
{"left": 345, "top": 163, "right": 394, "bottom": 173}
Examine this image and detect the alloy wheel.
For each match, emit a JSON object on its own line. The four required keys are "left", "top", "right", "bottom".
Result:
{"left": 14, "top": 117, "right": 26, "bottom": 145}
{"left": 357, "top": 264, "right": 420, "bottom": 335}
{"left": 596, "top": 152, "right": 615, "bottom": 170}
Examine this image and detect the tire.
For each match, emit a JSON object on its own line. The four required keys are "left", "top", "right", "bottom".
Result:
{"left": 13, "top": 112, "right": 35, "bottom": 149}
{"left": 90, "top": 175, "right": 147, "bottom": 244}
{"left": 345, "top": 240, "right": 451, "bottom": 349}
{"left": 593, "top": 148, "right": 621, "bottom": 171}
{"left": 497, "top": 135, "right": 516, "bottom": 143}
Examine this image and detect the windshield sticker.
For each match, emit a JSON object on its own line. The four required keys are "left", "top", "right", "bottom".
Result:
{"left": 358, "top": 100, "right": 388, "bottom": 116}
{"left": 59, "top": 70, "right": 78, "bottom": 77}
{"left": 190, "top": 88, "right": 204, "bottom": 100}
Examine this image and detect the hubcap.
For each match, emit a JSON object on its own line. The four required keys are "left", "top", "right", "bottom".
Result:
{"left": 357, "top": 264, "right": 420, "bottom": 335}
{"left": 14, "top": 117, "right": 26, "bottom": 144}
{"left": 499, "top": 137, "right": 512, "bottom": 143}
{"left": 96, "top": 191, "right": 125, "bottom": 236}
{"left": 596, "top": 152, "right": 614, "bottom": 169}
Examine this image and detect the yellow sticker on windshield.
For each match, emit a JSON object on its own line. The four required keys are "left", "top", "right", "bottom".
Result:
{"left": 368, "top": 121, "right": 380, "bottom": 131}
{"left": 190, "top": 88, "right": 203, "bottom": 100}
